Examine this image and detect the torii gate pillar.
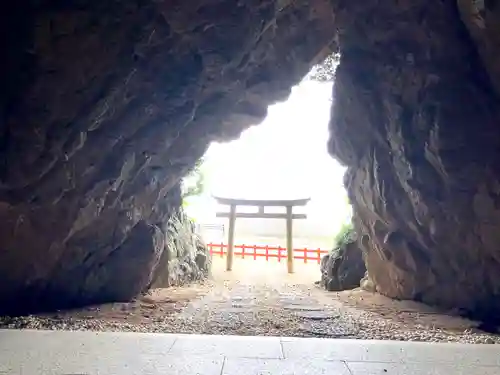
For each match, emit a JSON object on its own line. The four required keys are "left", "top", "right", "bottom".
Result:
{"left": 214, "top": 197, "right": 310, "bottom": 273}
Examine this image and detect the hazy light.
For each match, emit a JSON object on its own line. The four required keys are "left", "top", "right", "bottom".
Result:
{"left": 186, "top": 79, "right": 351, "bottom": 237}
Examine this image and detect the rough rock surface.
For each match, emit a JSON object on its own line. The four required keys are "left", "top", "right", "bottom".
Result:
{"left": 150, "top": 218, "right": 211, "bottom": 289}
{"left": 3, "top": 0, "right": 500, "bottom": 320}
{"left": 320, "top": 240, "right": 366, "bottom": 292}
{"left": 359, "top": 272, "right": 376, "bottom": 293}
{"left": 328, "top": 0, "right": 500, "bottom": 320}
{"left": 0, "top": 0, "right": 335, "bottom": 314}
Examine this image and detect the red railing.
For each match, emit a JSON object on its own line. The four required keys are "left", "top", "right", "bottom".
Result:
{"left": 207, "top": 243, "right": 329, "bottom": 264}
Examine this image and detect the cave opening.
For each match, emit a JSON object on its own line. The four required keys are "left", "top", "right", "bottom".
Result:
{"left": 182, "top": 58, "right": 351, "bottom": 256}
{"left": 3, "top": 0, "right": 500, "bottom": 340}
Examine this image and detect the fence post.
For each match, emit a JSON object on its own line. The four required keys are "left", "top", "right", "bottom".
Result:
{"left": 277, "top": 246, "right": 281, "bottom": 262}
{"left": 242, "top": 244, "right": 245, "bottom": 259}
{"left": 265, "top": 245, "right": 269, "bottom": 261}
{"left": 304, "top": 248, "right": 307, "bottom": 264}
{"left": 220, "top": 242, "right": 224, "bottom": 258}
{"left": 317, "top": 248, "right": 321, "bottom": 264}
{"left": 253, "top": 245, "right": 257, "bottom": 260}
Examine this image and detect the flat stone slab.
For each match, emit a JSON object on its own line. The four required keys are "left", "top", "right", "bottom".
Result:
{"left": 218, "top": 307, "right": 254, "bottom": 314}
{"left": 2, "top": 330, "right": 500, "bottom": 374}
{"left": 231, "top": 296, "right": 256, "bottom": 302}
{"left": 283, "top": 304, "right": 324, "bottom": 311}
{"left": 231, "top": 303, "right": 255, "bottom": 309}
{"left": 279, "top": 298, "right": 318, "bottom": 306}
{"left": 278, "top": 292, "right": 299, "bottom": 297}
{"left": 294, "top": 310, "right": 339, "bottom": 320}
{"left": 230, "top": 297, "right": 256, "bottom": 305}
{"left": 299, "top": 322, "right": 357, "bottom": 337}
{"left": 210, "top": 313, "right": 256, "bottom": 326}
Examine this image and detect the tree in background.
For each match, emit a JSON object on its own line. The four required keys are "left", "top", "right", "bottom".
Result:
{"left": 182, "top": 158, "right": 205, "bottom": 200}
{"left": 333, "top": 221, "right": 355, "bottom": 249}
{"left": 331, "top": 192, "right": 355, "bottom": 255}
{"left": 307, "top": 53, "right": 339, "bottom": 82}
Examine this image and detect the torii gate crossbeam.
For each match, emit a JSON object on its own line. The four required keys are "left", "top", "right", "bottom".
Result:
{"left": 214, "top": 196, "right": 310, "bottom": 273}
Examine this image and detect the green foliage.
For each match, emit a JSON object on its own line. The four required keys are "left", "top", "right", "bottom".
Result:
{"left": 307, "top": 53, "right": 339, "bottom": 82}
{"left": 334, "top": 221, "right": 356, "bottom": 248}
{"left": 182, "top": 158, "right": 206, "bottom": 209}
{"left": 331, "top": 221, "right": 356, "bottom": 257}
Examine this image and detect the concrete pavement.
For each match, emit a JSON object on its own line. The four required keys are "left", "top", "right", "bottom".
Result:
{"left": 1, "top": 329, "right": 499, "bottom": 374}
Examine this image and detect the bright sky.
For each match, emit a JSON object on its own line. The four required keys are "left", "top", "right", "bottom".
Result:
{"left": 187, "top": 78, "right": 351, "bottom": 233}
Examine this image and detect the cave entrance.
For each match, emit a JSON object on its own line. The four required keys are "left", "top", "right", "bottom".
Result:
{"left": 183, "top": 57, "right": 352, "bottom": 278}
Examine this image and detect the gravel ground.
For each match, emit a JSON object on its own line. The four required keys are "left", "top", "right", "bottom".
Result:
{"left": 167, "top": 282, "right": 500, "bottom": 344}
{"left": 1, "top": 280, "right": 499, "bottom": 345}
{"left": 0, "top": 259, "right": 499, "bottom": 344}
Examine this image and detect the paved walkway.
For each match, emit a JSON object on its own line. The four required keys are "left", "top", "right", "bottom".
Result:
{"left": 175, "top": 279, "right": 356, "bottom": 337}
{"left": 1, "top": 329, "right": 500, "bottom": 374}
{"left": 169, "top": 256, "right": 359, "bottom": 337}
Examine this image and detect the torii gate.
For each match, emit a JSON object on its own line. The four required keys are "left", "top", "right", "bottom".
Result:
{"left": 214, "top": 196, "right": 310, "bottom": 273}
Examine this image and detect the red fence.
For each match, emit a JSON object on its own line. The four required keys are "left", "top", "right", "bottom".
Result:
{"left": 207, "top": 243, "right": 329, "bottom": 264}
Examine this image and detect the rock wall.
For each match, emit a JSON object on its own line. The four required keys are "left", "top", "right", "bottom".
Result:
{"left": 0, "top": 0, "right": 335, "bottom": 314}
{"left": 3, "top": 0, "right": 500, "bottom": 319}
{"left": 150, "top": 208, "right": 211, "bottom": 289}
{"left": 329, "top": 0, "right": 500, "bottom": 320}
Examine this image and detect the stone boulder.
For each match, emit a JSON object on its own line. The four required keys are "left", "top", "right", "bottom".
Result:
{"left": 150, "top": 213, "right": 211, "bottom": 289}
{"left": 359, "top": 272, "right": 377, "bottom": 293}
{"left": 165, "top": 233, "right": 211, "bottom": 287}
{"left": 320, "top": 239, "right": 366, "bottom": 292}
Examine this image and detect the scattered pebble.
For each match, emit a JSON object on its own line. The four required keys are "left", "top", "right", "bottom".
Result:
{"left": 0, "top": 282, "right": 499, "bottom": 345}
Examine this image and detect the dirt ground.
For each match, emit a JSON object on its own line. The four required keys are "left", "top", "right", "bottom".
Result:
{"left": 53, "top": 258, "right": 475, "bottom": 332}
{"left": 29, "top": 257, "right": 322, "bottom": 331}
{"left": 331, "top": 289, "right": 479, "bottom": 333}
{"left": 2, "top": 257, "right": 498, "bottom": 343}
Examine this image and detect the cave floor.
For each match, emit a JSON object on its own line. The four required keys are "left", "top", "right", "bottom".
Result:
{"left": 1, "top": 258, "right": 500, "bottom": 344}
{"left": 1, "top": 329, "right": 500, "bottom": 374}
